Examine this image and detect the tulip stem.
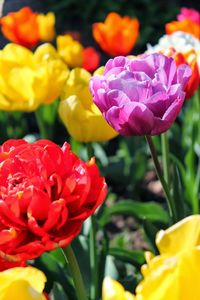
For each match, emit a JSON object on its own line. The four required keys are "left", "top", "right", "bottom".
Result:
{"left": 62, "top": 245, "right": 88, "bottom": 300}
{"left": 89, "top": 215, "right": 98, "bottom": 300}
{"left": 86, "top": 143, "right": 98, "bottom": 300}
{"left": 145, "top": 135, "right": 177, "bottom": 223}
{"left": 161, "top": 132, "right": 171, "bottom": 187}
{"left": 35, "top": 110, "right": 49, "bottom": 139}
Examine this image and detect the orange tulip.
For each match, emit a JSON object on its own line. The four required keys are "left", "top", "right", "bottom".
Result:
{"left": 0, "top": 7, "right": 40, "bottom": 48}
{"left": 166, "top": 19, "right": 200, "bottom": 40}
{"left": 164, "top": 47, "right": 199, "bottom": 99}
{"left": 92, "top": 12, "right": 139, "bottom": 56}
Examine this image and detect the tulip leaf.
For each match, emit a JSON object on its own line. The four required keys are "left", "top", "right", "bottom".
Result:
{"left": 171, "top": 153, "right": 199, "bottom": 213}
{"left": 93, "top": 142, "right": 109, "bottom": 166}
{"left": 109, "top": 247, "right": 145, "bottom": 268}
{"left": 71, "top": 236, "right": 91, "bottom": 292}
{"left": 142, "top": 219, "right": 159, "bottom": 253}
{"left": 104, "top": 255, "right": 119, "bottom": 278}
{"left": 98, "top": 229, "right": 109, "bottom": 297}
{"left": 50, "top": 248, "right": 67, "bottom": 266}
{"left": 172, "top": 165, "right": 185, "bottom": 220}
{"left": 99, "top": 200, "right": 169, "bottom": 226}
{"left": 50, "top": 282, "right": 69, "bottom": 300}
{"left": 31, "top": 252, "right": 75, "bottom": 298}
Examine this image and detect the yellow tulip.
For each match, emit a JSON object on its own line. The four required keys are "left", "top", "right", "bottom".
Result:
{"left": 57, "top": 35, "right": 83, "bottom": 68}
{"left": 0, "top": 43, "right": 68, "bottom": 111}
{"left": 0, "top": 266, "right": 46, "bottom": 300}
{"left": 94, "top": 66, "right": 105, "bottom": 75}
{"left": 135, "top": 215, "right": 200, "bottom": 300}
{"left": 102, "top": 277, "right": 135, "bottom": 300}
{"left": 37, "top": 12, "right": 56, "bottom": 42}
{"left": 58, "top": 68, "right": 118, "bottom": 142}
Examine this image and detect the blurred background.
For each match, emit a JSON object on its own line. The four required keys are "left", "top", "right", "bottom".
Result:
{"left": 1, "top": 0, "right": 199, "bottom": 54}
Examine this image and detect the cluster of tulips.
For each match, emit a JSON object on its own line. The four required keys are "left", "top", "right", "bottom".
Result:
{"left": 0, "top": 4, "right": 199, "bottom": 300}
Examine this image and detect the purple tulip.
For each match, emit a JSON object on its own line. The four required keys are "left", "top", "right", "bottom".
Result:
{"left": 90, "top": 54, "right": 191, "bottom": 136}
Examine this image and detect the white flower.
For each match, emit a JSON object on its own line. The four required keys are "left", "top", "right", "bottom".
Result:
{"left": 146, "top": 31, "right": 200, "bottom": 54}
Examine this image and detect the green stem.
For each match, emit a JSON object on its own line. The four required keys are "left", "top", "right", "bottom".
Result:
{"left": 35, "top": 109, "right": 49, "bottom": 139}
{"left": 62, "top": 245, "right": 88, "bottom": 300}
{"left": 86, "top": 143, "right": 98, "bottom": 299}
{"left": 86, "top": 143, "right": 94, "bottom": 159}
{"left": 145, "top": 135, "right": 177, "bottom": 223}
{"left": 89, "top": 215, "right": 98, "bottom": 300}
{"left": 161, "top": 132, "right": 171, "bottom": 187}
{"left": 194, "top": 87, "right": 200, "bottom": 212}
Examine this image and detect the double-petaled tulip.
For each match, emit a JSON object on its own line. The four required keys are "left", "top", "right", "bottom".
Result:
{"left": 0, "top": 139, "right": 106, "bottom": 261}
{"left": 0, "top": 266, "right": 46, "bottom": 300}
{"left": 102, "top": 277, "right": 135, "bottom": 300}
{"left": 0, "top": 43, "right": 68, "bottom": 111}
{"left": 166, "top": 8, "right": 200, "bottom": 40}
{"left": 90, "top": 54, "right": 191, "bottom": 136}
{"left": 57, "top": 35, "right": 83, "bottom": 68}
{"left": 135, "top": 215, "right": 200, "bottom": 300}
{"left": 59, "top": 68, "right": 118, "bottom": 142}
{"left": 147, "top": 34, "right": 200, "bottom": 99}
{"left": 92, "top": 12, "right": 139, "bottom": 56}
{"left": 0, "top": 7, "right": 56, "bottom": 48}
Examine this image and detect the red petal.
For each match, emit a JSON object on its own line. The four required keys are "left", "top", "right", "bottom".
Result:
{"left": 43, "top": 199, "right": 68, "bottom": 231}
{"left": 0, "top": 228, "right": 17, "bottom": 245}
{"left": 27, "top": 187, "right": 51, "bottom": 220}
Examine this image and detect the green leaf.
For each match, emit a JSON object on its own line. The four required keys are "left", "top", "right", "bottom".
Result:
{"left": 50, "top": 282, "right": 70, "bottom": 300}
{"left": 99, "top": 200, "right": 169, "bottom": 226}
{"left": 93, "top": 142, "right": 109, "bottom": 166}
{"left": 98, "top": 229, "right": 109, "bottom": 298}
{"left": 31, "top": 251, "right": 74, "bottom": 298}
{"left": 109, "top": 247, "right": 145, "bottom": 269}
{"left": 142, "top": 219, "right": 159, "bottom": 253}
{"left": 172, "top": 165, "right": 185, "bottom": 220}
{"left": 71, "top": 236, "right": 91, "bottom": 292}
{"left": 171, "top": 153, "right": 198, "bottom": 213}
{"left": 104, "top": 255, "right": 119, "bottom": 278}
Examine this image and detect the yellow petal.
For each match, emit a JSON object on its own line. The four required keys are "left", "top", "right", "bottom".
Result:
{"left": 136, "top": 248, "right": 200, "bottom": 300}
{"left": 102, "top": 277, "right": 135, "bottom": 300}
{"left": 0, "top": 42, "right": 68, "bottom": 111}
{"left": 59, "top": 94, "right": 118, "bottom": 142}
{"left": 59, "top": 67, "right": 117, "bottom": 141}
{"left": 61, "top": 68, "right": 92, "bottom": 109}
{"left": 3, "top": 280, "right": 46, "bottom": 300}
{"left": 0, "top": 267, "right": 46, "bottom": 300}
{"left": 34, "top": 60, "right": 69, "bottom": 104}
{"left": 37, "top": 12, "right": 56, "bottom": 41}
{"left": 57, "top": 35, "right": 83, "bottom": 68}
{"left": 124, "top": 291, "right": 136, "bottom": 300}
{"left": 156, "top": 215, "right": 200, "bottom": 255}
{"left": 93, "top": 66, "right": 105, "bottom": 75}
{"left": 0, "top": 43, "right": 33, "bottom": 67}
{"left": 34, "top": 43, "right": 60, "bottom": 62}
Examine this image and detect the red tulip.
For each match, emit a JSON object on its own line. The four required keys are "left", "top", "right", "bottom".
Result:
{"left": 0, "top": 140, "right": 107, "bottom": 261}
{"left": 0, "top": 256, "right": 26, "bottom": 271}
{"left": 164, "top": 48, "right": 199, "bottom": 99}
{"left": 83, "top": 47, "right": 100, "bottom": 72}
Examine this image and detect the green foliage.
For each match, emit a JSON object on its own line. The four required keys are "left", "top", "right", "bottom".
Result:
{"left": 99, "top": 200, "right": 169, "bottom": 226}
